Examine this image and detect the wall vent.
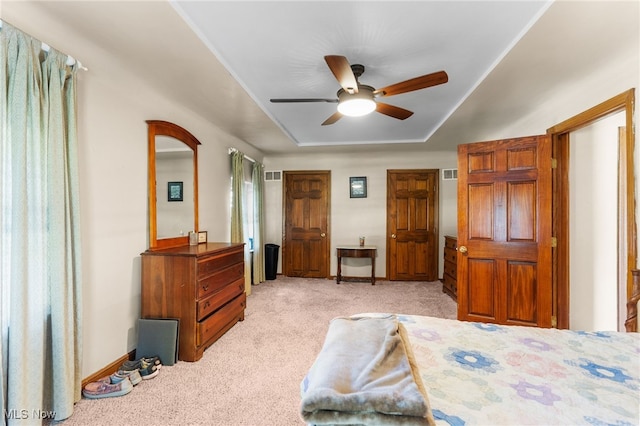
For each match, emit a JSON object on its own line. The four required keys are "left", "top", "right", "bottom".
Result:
{"left": 442, "top": 169, "right": 458, "bottom": 180}
{"left": 264, "top": 170, "right": 282, "bottom": 182}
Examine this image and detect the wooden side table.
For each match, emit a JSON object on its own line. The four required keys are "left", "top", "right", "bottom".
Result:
{"left": 336, "top": 246, "right": 377, "bottom": 285}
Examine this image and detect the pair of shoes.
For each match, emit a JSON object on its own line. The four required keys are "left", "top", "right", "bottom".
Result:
{"left": 98, "top": 369, "right": 142, "bottom": 386}
{"left": 120, "top": 356, "right": 161, "bottom": 380}
{"left": 83, "top": 377, "right": 133, "bottom": 399}
{"left": 121, "top": 356, "right": 161, "bottom": 370}
{"left": 146, "top": 356, "right": 162, "bottom": 368}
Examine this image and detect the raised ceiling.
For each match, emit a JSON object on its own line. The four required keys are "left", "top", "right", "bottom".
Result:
{"left": 172, "top": 1, "right": 551, "bottom": 148}
{"left": 3, "top": 1, "right": 638, "bottom": 155}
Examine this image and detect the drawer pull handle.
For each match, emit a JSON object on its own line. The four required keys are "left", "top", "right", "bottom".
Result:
{"left": 202, "top": 285, "right": 209, "bottom": 291}
{"left": 204, "top": 301, "right": 210, "bottom": 308}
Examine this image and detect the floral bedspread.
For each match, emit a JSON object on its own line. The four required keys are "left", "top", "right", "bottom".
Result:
{"left": 397, "top": 315, "right": 640, "bottom": 426}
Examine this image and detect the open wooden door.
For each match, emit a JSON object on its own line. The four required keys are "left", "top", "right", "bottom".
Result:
{"left": 457, "top": 136, "right": 553, "bottom": 327}
{"left": 283, "top": 171, "right": 330, "bottom": 278}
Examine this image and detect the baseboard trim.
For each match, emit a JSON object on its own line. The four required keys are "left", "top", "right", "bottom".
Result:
{"left": 329, "top": 275, "right": 389, "bottom": 282}
{"left": 81, "top": 350, "right": 136, "bottom": 388}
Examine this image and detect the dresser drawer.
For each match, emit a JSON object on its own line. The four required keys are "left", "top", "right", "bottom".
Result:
{"left": 443, "top": 260, "right": 457, "bottom": 279}
{"left": 197, "top": 292, "right": 246, "bottom": 346}
{"left": 444, "top": 246, "right": 457, "bottom": 264}
{"left": 443, "top": 273, "right": 457, "bottom": 295}
{"left": 197, "top": 278, "right": 244, "bottom": 321}
{"left": 444, "top": 237, "right": 457, "bottom": 250}
{"left": 198, "top": 250, "right": 244, "bottom": 279}
{"left": 197, "top": 262, "right": 244, "bottom": 299}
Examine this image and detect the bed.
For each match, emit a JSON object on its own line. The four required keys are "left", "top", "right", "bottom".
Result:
{"left": 301, "top": 274, "right": 640, "bottom": 426}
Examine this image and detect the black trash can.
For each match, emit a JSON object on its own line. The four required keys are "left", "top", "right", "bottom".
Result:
{"left": 265, "top": 243, "right": 280, "bottom": 280}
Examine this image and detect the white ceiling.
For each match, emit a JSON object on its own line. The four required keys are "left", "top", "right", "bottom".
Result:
{"left": 3, "top": 1, "right": 638, "bottom": 156}
{"left": 172, "top": 1, "right": 551, "bottom": 148}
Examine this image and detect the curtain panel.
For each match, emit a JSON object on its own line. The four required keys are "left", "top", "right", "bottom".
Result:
{"left": 252, "top": 162, "right": 266, "bottom": 284}
{"left": 230, "top": 151, "right": 252, "bottom": 295}
{"left": 0, "top": 22, "right": 82, "bottom": 424}
{"left": 230, "top": 151, "right": 244, "bottom": 245}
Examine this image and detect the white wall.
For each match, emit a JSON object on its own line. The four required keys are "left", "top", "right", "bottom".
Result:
{"left": 79, "top": 78, "right": 261, "bottom": 378}
{"left": 263, "top": 151, "right": 458, "bottom": 279}
{"left": 3, "top": 4, "right": 264, "bottom": 378}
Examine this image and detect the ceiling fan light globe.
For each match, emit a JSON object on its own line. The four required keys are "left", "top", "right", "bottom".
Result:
{"left": 337, "top": 98, "right": 376, "bottom": 117}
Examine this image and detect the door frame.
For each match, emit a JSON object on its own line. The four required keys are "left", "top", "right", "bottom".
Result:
{"left": 547, "top": 89, "right": 636, "bottom": 329}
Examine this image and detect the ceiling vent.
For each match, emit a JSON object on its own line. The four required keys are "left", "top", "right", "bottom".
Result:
{"left": 264, "top": 170, "right": 282, "bottom": 182}
{"left": 442, "top": 169, "right": 458, "bottom": 180}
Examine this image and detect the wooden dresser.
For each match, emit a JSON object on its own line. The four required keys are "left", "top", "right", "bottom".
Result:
{"left": 141, "top": 242, "right": 246, "bottom": 362}
{"left": 442, "top": 236, "right": 458, "bottom": 300}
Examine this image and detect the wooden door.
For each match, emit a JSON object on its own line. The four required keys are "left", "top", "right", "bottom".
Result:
{"left": 457, "top": 136, "right": 553, "bottom": 327}
{"left": 283, "top": 171, "right": 330, "bottom": 278}
{"left": 387, "top": 170, "right": 439, "bottom": 281}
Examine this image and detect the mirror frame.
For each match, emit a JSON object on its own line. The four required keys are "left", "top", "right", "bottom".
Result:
{"left": 147, "top": 120, "right": 200, "bottom": 250}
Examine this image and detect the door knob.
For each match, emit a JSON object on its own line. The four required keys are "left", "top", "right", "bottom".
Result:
{"left": 391, "top": 234, "right": 397, "bottom": 239}
{"left": 320, "top": 233, "right": 326, "bottom": 238}
{"left": 458, "top": 245, "right": 468, "bottom": 254}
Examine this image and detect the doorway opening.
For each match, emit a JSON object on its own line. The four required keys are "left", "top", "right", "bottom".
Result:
{"left": 548, "top": 89, "right": 636, "bottom": 330}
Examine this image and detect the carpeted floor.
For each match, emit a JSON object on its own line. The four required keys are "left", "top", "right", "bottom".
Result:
{"left": 61, "top": 277, "right": 456, "bottom": 426}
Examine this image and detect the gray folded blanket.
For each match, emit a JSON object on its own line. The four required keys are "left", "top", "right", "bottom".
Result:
{"left": 300, "top": 315, "right": 435, "bottom": 426}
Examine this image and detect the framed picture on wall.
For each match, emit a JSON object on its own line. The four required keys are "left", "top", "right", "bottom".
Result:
{"left": 168, "top": 181, "right": 183, "bottom": 202}
{"left": 349, "top": 176, "right": 367, "bottom": 198}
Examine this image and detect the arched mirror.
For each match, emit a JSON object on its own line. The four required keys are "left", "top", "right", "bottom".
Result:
{"left": 147, "top": 120, "right": 200, "bottom": 250}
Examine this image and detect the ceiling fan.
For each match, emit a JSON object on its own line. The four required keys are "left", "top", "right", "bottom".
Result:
{"left": 270, "top": 55, "right": 448, "bottom": 126}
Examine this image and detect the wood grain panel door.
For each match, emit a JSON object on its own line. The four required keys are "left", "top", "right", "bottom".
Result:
{"left": 457, "top": 136, "right": 553, "bottom": 327}
{"left": 387, "top": 170, "right": 439, "bottom": 281}
{"left": 283, "top": 171, "right": 330, "bottom": 278}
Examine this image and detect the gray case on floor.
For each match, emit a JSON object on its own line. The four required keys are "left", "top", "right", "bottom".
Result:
{"left": 136, "top": 318, "right": 179, "bottom": 366}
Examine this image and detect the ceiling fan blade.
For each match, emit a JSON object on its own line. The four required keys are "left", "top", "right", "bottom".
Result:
{"left": 270, "top": 98, "right": 338, "bottom": 103}
{"left": 374, "top": 71, "right": 448, "bottom": 97}
{"left": 324, "top": 55, "right": 358, "bottom": 94}
{"left": 375, "top": 102, "right": 414, "bottom": 120}
{"left": 321, "top": 111, "right": 342, "bottom": 126}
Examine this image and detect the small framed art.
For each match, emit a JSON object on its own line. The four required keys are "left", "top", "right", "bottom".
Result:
{"left": 349, "top": 176, "right": 367, "bottom": 198}
{"left": 198, "top": 231, "right": 208, "bottom": 244}
{"left": 168, "top": 181, "right": 183, "bottom": 202}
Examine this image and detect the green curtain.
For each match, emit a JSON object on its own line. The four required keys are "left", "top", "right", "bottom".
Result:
{"left": 230, "top": 151, "right": 244, "bottom": 244}
{"left": 0, "top": 22, "right": 82, "bottom": 423}
{"left": 230, "top": 151, "right": 251, "bottom": 294}
{"left": 252, "top": 162, "right": 266, "bottom": 284}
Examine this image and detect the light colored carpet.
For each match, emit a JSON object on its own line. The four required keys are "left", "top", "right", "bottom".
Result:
{"left": 60, "top": 277, "right": 457, "bottom": 426}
